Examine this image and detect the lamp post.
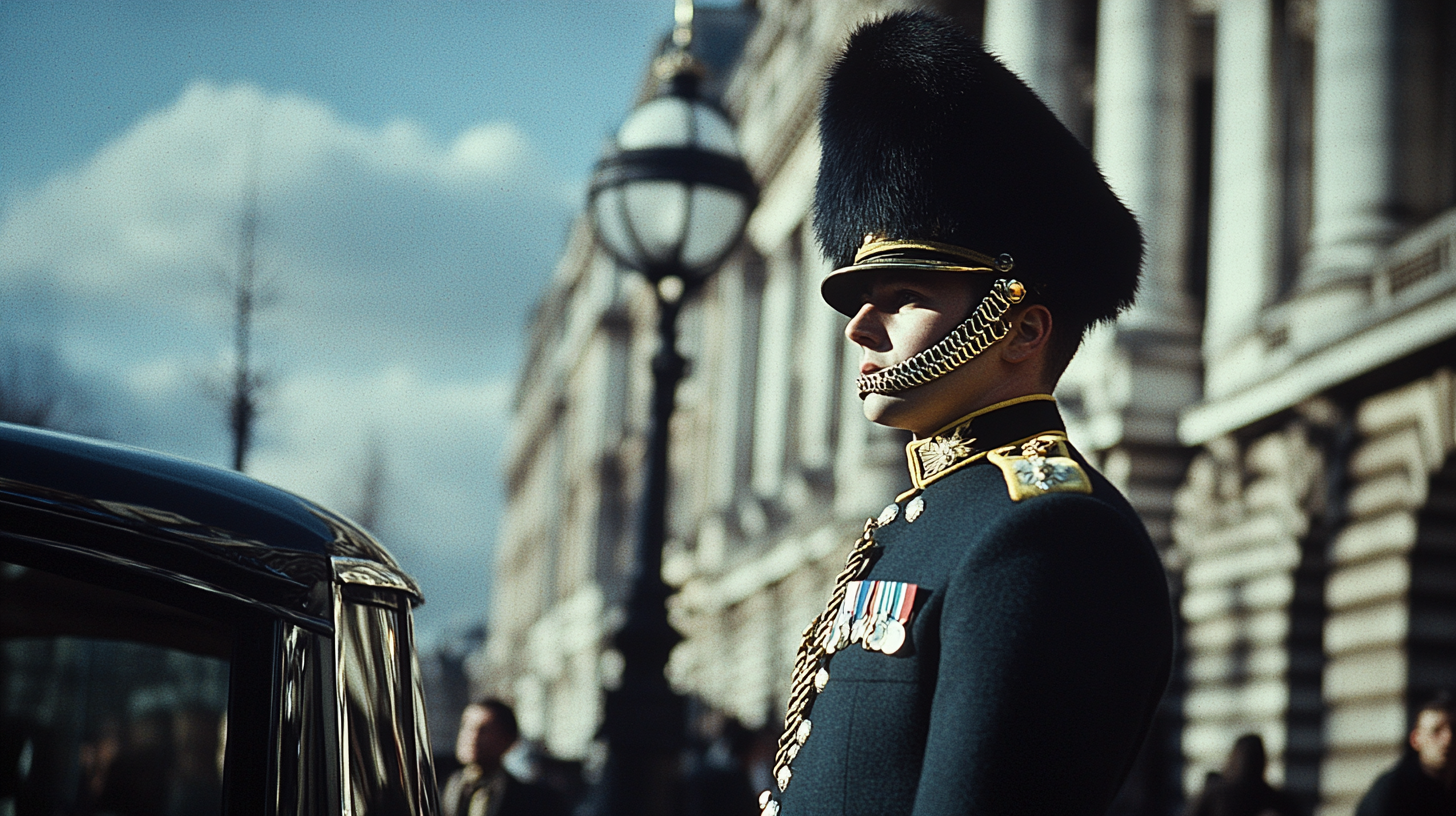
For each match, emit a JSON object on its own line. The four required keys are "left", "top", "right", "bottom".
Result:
{"left": 586, "top": 3, "right": 756, "bottom": 814}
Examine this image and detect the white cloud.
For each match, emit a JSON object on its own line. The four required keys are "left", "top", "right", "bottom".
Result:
{"left": 0, "top": 80, "right": 568, "bottom": 298}
{"left": 248, "top": 365, "right": 510, "bottom": 510}
{"left": 0, "top": 80, "right": 564, "bottom": 635}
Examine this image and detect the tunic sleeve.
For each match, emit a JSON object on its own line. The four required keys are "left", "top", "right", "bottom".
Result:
{"left": 910, "top": 494, "right": 1172, "bottom": 815}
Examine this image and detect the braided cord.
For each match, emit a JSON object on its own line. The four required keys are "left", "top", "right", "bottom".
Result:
{"left": 771, "top": 517, "right": 880, "bottom": 790}
{"left": 856, "top": 278, "right": 1025, "bottom": 398}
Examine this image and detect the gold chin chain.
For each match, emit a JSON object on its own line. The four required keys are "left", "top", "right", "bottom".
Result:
{"left": 769, "top": 518, "right": 880, "bottom": 800}
{"left": 856, "top": 278, "right": 1025, "bottom": 398}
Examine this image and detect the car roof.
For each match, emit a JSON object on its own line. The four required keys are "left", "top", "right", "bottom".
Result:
{"left": 0, "top": 422, "right": 421, "bottom": 624}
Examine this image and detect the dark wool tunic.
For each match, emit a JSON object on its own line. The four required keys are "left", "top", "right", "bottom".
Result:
{"left": 1356, "top": 753, "right": 1456, "bottom": 816}
{"left": 778, "top": 399, "right": 1174, "bottom": 816}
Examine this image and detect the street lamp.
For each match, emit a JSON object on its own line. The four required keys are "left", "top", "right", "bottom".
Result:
{"left": 586, "top": 2, "right": 757, "bottom": 814}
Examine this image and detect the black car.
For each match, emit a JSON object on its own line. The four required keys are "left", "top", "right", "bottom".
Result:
{"left": 0, "top": 422, "right": 440, "bottom": 816}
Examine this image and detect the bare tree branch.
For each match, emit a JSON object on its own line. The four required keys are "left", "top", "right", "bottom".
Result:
{"left": 354, "top": 433, "right": 389, "bottom": 533}
{"left": 0, "top": 339, "right": 88, "bottom": 430}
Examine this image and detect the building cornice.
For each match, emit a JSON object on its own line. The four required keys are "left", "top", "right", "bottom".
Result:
{"left": 1180, "top": 274, "right": 1456, "bottom": 445}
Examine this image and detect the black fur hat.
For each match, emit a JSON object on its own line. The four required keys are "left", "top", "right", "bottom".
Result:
{"left": 814, "top": 11, "right": 1142, "bottom": 333}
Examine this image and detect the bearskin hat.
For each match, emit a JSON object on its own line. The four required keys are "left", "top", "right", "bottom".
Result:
{"left": 814, "top": 11, "right": 1142, "bottom": 334}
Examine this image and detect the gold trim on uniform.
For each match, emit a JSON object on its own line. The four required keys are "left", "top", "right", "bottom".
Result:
{"left": 987, "top": 434, "right": 1092, "bottom": 500}
{"left": 854, "top": 235, "right": 1003, "bottom": 270}
{"left": 901, "top": 394, "right": 1057, "bottom": 493}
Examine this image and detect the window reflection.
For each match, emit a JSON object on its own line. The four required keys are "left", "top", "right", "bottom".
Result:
{"left": 1, "top": 561, "right": 232, "bottom": 816}
{"left": 336, "top": 587, "right": 436, "bottom": 816}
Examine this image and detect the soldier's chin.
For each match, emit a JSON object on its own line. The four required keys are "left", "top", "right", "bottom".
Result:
{"left": 861, "top": 391, "right": 914, "bottom": 427}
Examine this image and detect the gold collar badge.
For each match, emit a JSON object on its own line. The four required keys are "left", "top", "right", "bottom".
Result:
{"left": 904, "top": 419, "right": 984, "bottom": 491}
{"left": 916, "top": 428, "right": 977, "bottom": 479}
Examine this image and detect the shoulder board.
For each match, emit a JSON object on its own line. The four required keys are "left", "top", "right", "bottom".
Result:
{"left": 986, "top": 434, "right": 1093, "bottom": 501}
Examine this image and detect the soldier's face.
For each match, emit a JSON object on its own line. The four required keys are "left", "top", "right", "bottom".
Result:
{"left": 844, "top": 272, "right": 979, "bottom": 434}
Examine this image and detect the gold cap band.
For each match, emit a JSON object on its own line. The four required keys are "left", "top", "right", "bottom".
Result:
{"left": 820, "top": 236, "right": 1014, "bottom": 316}
{"left": 854, "top": 237, "right": 1000, "bottom": 268}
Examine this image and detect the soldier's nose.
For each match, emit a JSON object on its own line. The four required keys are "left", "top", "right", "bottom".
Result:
{"left": 845, "top": 303, "right": 888, "bottom": 350}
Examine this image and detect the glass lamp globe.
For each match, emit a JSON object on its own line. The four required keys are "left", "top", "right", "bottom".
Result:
{"left": 588, "top": 72, "right": 757, "bottom": 286}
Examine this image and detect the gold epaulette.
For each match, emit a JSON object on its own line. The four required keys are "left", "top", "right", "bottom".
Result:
{"left": 986, "top": 433, "right": 1092, "bottom": 501}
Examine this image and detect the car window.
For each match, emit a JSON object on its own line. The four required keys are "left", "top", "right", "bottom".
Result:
{"left": 1, "top": 559, "right": 232, "bottom": 816}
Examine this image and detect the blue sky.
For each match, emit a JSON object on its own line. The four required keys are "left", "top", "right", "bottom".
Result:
{"left": 0, "top": 1, "right": 716, "bottom": 640}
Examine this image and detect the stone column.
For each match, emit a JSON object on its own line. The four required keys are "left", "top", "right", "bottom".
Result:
{"left": 1092, "top": 0, "right": 1193, "bottom": 332}
{"left": 983, "top": 0, "right": 1078, "bottom": 129}
{"left": 1301, "top": 0, "right": 1400, "bottom": 294}
{"left": 751, "top": 243, "right": 799, "bottom": 499}
{"left": 794, "top": 227, "right": 839, "bottom": 476}
{"left": 1202, "top": 0, "right": 1280, "bottom": 381}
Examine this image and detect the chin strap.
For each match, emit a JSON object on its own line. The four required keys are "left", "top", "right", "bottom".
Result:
{"left": 856, "top": 279, "right": 1025, "bottom": 398}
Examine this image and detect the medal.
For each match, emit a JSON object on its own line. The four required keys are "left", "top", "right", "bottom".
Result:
{"left": 846, "top": 581, "right": 872, "bottom": 643}
{"left": 868, "top": 579, "right": 899, "bottom": 650}
{"left": 866, "top": 615, "right": 887, "bottom": 651}
{"left": 880, "top": 618, "right": 907, "bottom": 654}
{"left": 839, "top": 579, "right": 919, "bottom": 653}
{"left": 880, "top": 582, "right": 916, "bottom": 654}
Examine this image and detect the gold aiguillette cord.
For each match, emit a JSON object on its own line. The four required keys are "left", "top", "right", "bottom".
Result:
{"left": 772, "top": 517, "right": 879, "bottom": 790}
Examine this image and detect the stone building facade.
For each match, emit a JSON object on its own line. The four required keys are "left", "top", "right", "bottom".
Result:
{"left": 480, "top": 1, "right": 1456, "bottom": 815}
{"left": 1167, "top": 0, "right": 1456, "bottom": 813}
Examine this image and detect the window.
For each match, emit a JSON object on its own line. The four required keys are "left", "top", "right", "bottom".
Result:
{"left": 1, "top": 560, "right": 233, "bottom": 816}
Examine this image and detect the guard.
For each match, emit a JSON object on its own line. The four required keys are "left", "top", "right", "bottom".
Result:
{"left": 760, "top": 12, "right": 1174, "bottom": 816}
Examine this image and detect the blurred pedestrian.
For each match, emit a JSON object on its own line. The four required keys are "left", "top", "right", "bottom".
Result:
{"left": 1183, "top": 734, "right": 1300, "bottom": 816}
{"left": 441, "top": 699, "right": 565, "bottom": 816}
{"left": 1356, "top": 692, "right": 1456, "bottom": 816}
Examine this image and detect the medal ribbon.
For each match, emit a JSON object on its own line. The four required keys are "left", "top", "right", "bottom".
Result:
{"left": 842, "top": 581, "right": 922, "bottom": 628}
{"left": 895, "top": 583, "right": 917, "bottom": 622}
{"left": 853, "top": 581, "right": 871, "bottom": 621}
{"left": 882, "top": 582, "right": 903, "bottom": 621}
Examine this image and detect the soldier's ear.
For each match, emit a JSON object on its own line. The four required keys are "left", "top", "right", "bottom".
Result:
{"left": 1000, "top": 304, "right": 1053, "bottom": 366}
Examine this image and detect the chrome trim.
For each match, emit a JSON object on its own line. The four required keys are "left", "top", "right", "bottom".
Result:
{"left": 333, "top": 588, "right": 439, "bottom": 816}
{"left": 331, "top": 556, "right": 419, "bottom": 598}
{"left": 0, "top": 530, "right": 334, "bottom": 635}
{"left": 271, "top": 622, "right": 341, "bottom": 816}
{"left": 317, "top": 514, "right": 425, "bottom": 602}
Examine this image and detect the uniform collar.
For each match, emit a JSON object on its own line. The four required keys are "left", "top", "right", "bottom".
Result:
{"left": 903, "top": 394, "right": 1065, "bottom": 491}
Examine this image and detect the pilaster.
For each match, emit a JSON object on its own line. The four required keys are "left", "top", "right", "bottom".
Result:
{"left": 982, "top": 0, "right": 1079, "bottom": 130}
{"left": 1203, "top": 0, "right": 1281, "bottom": 393}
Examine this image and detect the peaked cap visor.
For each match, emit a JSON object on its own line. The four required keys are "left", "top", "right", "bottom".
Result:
{"left": 820, "top": 238, "right": 1000, "bottom": 316}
